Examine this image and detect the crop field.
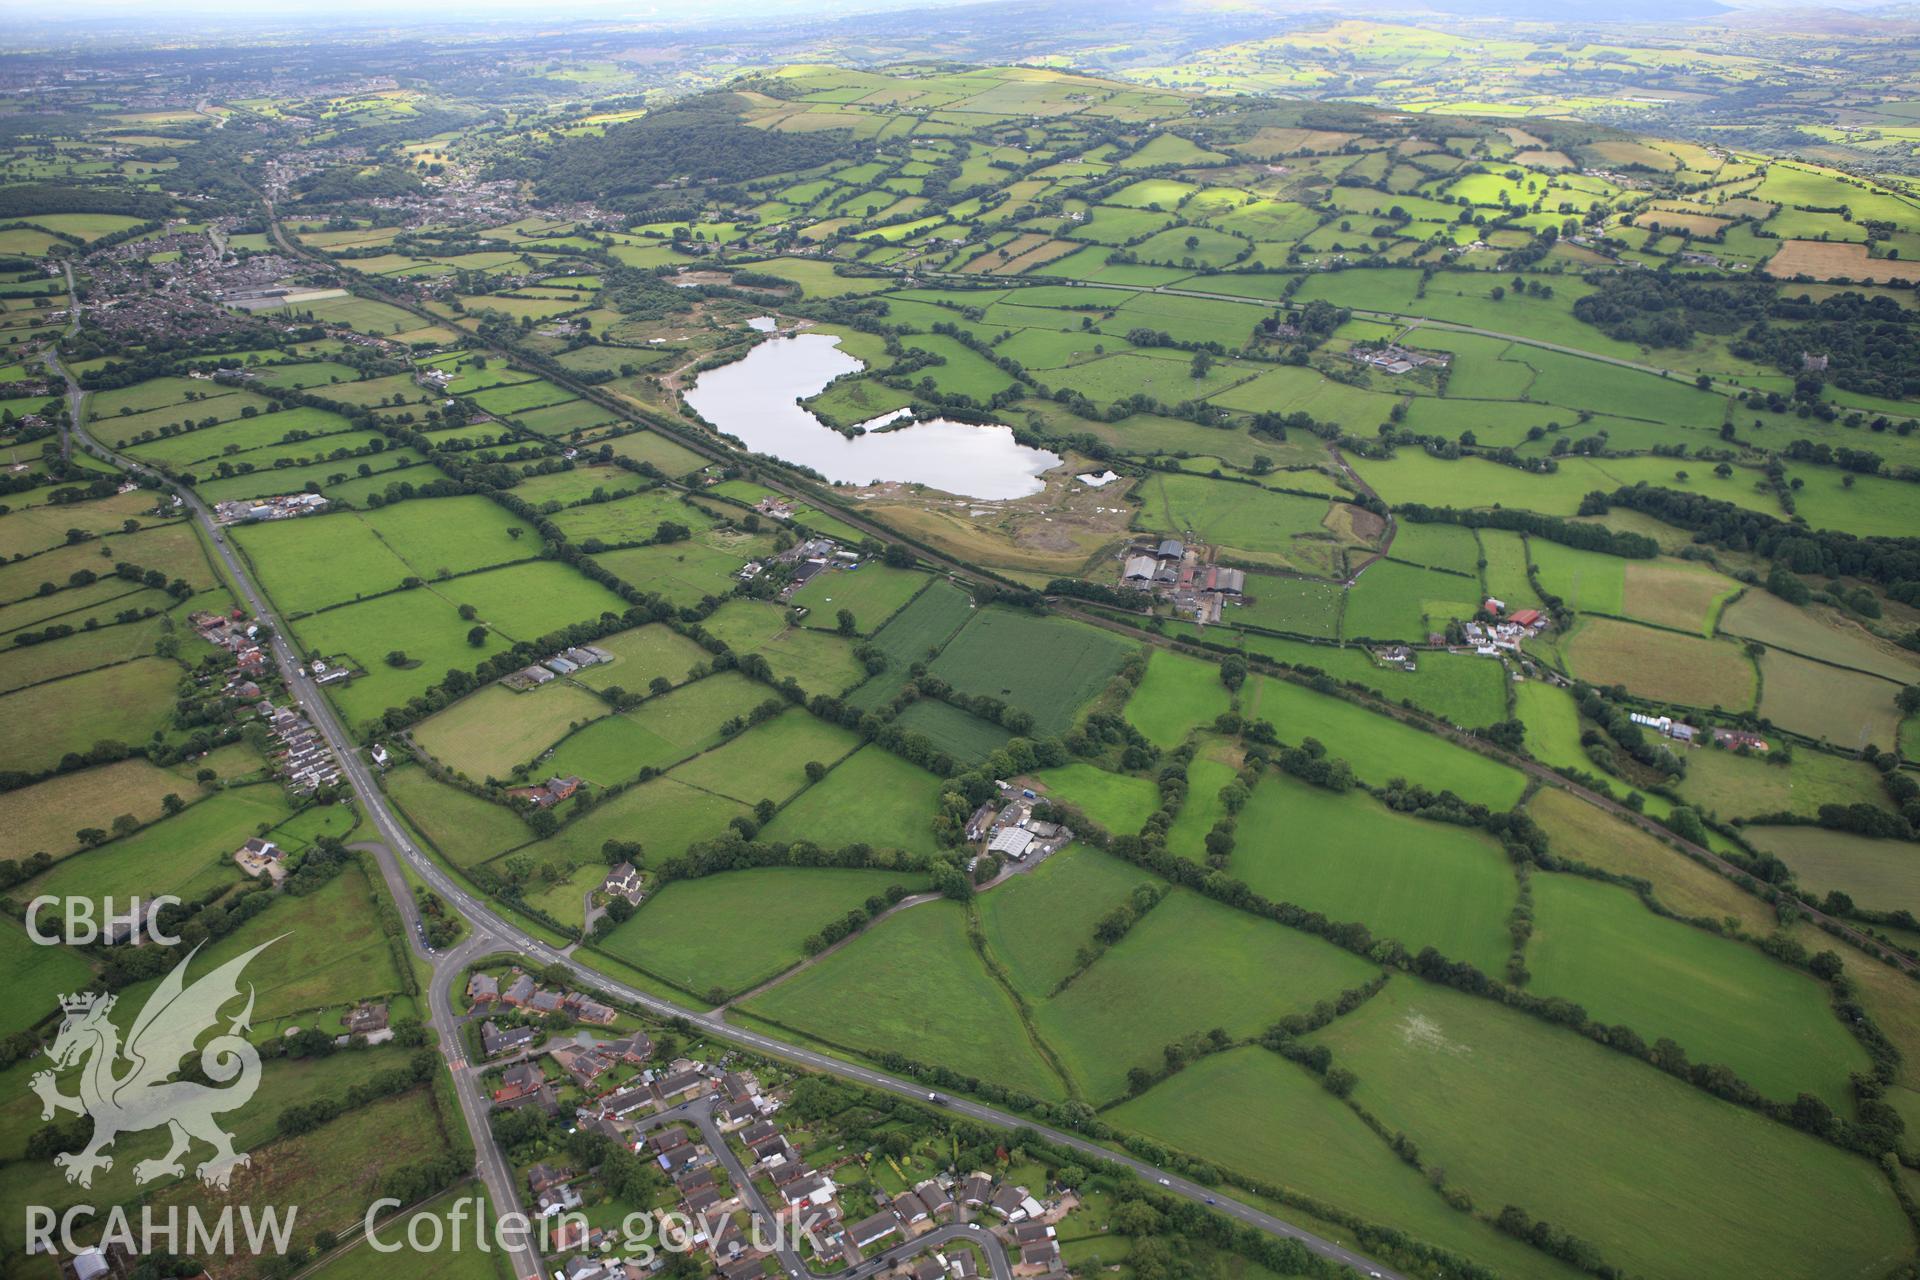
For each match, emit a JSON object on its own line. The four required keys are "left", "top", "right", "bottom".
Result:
{"left": 1621, "top": 561, "right": 1741, "bottom": 636}
{"left": 1123, "top": 648, "right": 1232, "bottom": 749}
{"left": 742, "top": 899, "right": 1064, "bottom": 1099}
{"left": 1311, "top": 980, "right": 1909, "bottom": 1280}
{"left": 1528, "top": 874, "right": 1868, "bottom": 1105}
{"left": 601, "top": 867, "right": 925, "bottom": 997}
{"left": 542, "top": 671, "right": 771, "bottom": 785}
{"left": 1243, "top": 674, "right": 1527, "bottom": 808}
{"left": 1746, "top": 826, "right": 1920, "bottom": 918}
{"left": 410, "top": 681, "right": 610, "bottom": 781}
{"left": 1563, "top": 619, "right": 1756, "bottom": 712}
{"left": 1108, "top": 1048, "right": 1588, "bottom": 1280}
{"left": 857, "top": 577, "right": 975, "bottom": 674}
{"left": 1033, "top": 888, "right": 1379, "bottom": 1103}
{"left": 928, "top": 608, "right": 1135, "bottom": 738}
{"left": 1343, "top": 560, "right": 1482, "bottom": 641}
{"left": 1757, "top": 649, "right": 1904, "bottom": 748}
{"left": 760, "top": 745, "right": 944, "bottom": 855}
{"left": 1235, "top": 772, "right": 1516, "bottom": 972}
{"left": 1029, "top": 762, "right": 1161, "bottom": 835}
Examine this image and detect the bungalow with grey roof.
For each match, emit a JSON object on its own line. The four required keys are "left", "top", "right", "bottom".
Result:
{"left": 844, "top": 1211, "right": 899, "bottom": 1251}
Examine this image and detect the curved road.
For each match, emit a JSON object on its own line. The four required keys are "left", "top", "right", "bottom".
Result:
{"left": 41, "top": 345, "right": 1404, "bottom": 1280}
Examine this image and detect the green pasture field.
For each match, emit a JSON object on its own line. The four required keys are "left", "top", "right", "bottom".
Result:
{"left": 1675, "top": 742, "right": 1882, "bottom": 820}
{"left": 1223, "top": 631, "right": 1511, "bottom": 729}
{"left": 1033, "top": 888, "right": 1379, "bottom": 1104}
{"left": 602, "top": 429, "right": 710, "bottom": 477}
{"left": 977, "top": 848, "right": 1162, "bottom": 996}
{"left": 1108, "top": 1048, "right": 1589, "bottom": 1280}
{"left": 0, "top": 578, "right": 156, "bottom": 639}
{"left": 699, "top": 599, "right": 867, "bottom": 697}
{"left": 410, "top": 681, "right": 611, "bottom": 781}
{"left": 0, "top": 1045, "right": 435, "bottom": 1241}
{"left": 138, "top": 858, "right": 405, "bottom": 1029}
{"left": 1786, "top": 467, "right": 1920, "bottom": 540}
{"left": 192, "top": 450, "right": 431, "bottom": 506}
{"left": 747, "top": 257, "right": 897, "bottom": 297}
{"left": 742, "top": 899, "right": 1065, "bottom": 1099}
{"left": 1387, "top": 521, "right": 1481, "bottom": 574}
{"left": 1562, "top": 618, "right": 1756, "bottom": 712}
{"left": 1348, "top": 452, "right": 1782, "bottom": 521}
{"left": 1123, "top": 648, "right": 1232, "bottom": 750}
{"left": 313, "top": 1186, "right": 515, "bottom": 1280}
{"left": 1242, "top": 673, "right": 1527, "bottom": 808}
{"left": 1163, "top": 745, "right": 1239, "bottom": 862}
{"left": 1229, "top": 575, "right": 1344, "bottom": 638}
{"left": 1719, "top": 591, "right": 1919, "bottom": 683}
{"left": 1311, "top": 979, "right": 1908, "bottom": 1280}
{"left": 1528, "top": 539, "right": 1625, "bottom": 616}
{"left": 0, "top": 922, "right": 93, "bottom": 1038}
{"left": 293, "top": 593, "right": 514, "bottom": 730}
{"left": 1757, "top": 648, "right": 1904, "bottom": 748}
{"left": 1029, "top": 763, "right": 1161, "bottom": 835}
{"left": 590, "top": 533, "right": 774, "bottom": 608}
{"left": 1235, "top": 771, "right": 1515, "bottom": 972}
{"left": 0, "top": 617, "right": 172, "bottom": 695}
{"left": 237, "top": 497, "right": 539, "bottom": 614}
{"left": 382, "top": 765, "right": 532, "bottom": 868}
{"left": 1527, "top": 787, "right": 1776, "bottom": 935}
{"left": 1529, "top": 873, "right": 1867, "bottom": 1106}
{"left": 1513, "top": 681, "right": 1589, "bottom": 773}
{"left": 0, "top": 756, "right": 224, "bottom": 863}
{"left": 0, "top": 520, "right": 219, "bottom": 601}
{"left": 791, "top": 564, "right": 930, "bottom": 634}
{"left": 119, "top": 407, "right": 354, "bottom": 467}
{"left": 0, "top": 491, "right": 174, "bottom": 560}
{"left": 541, "top": 671, "right": 773, "bottom": 786}
{"left": 666, "top": 708, "right": 862, "bottom": 806}
{"left": 0, "top": 657, "right": 182, "bottom": 776}
{"left": 569, "top": 623, "right": 712, "bottom": 692}
{"left": 21, "top": 783, "right": 291, "bottom": 919}
{"left": 552, "top": 487, "right": 714, "bottom": 546}
{"left": 927, "top": 608, "right": 1134, "bottom": 738}
{"left": 523, "top": 775, "right": 745, "bottom": 870}
{"left": 508, "top": 465, "right": 645, "bottom": 509}
{"left": 1133, "top": 473, "right": 1343, "bottom": 568}
{"left": 1342, "top": 560, "right": 1482, "bottom": 642}
{"left": 1746, "top": 826, "right": 1920, "bottom": 918}
{"left": 890, "top": 698, "right": 1012, "bottom": 764}
{"left": 760, "top": 745, "right": 944, "bottom": 855}
{"left": 600, "top": 867, "right": 926, "bottom": 998}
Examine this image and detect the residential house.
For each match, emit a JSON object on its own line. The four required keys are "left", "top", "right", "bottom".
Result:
{"left": 482, "top": 1021, "right": 538, "bottom": 1058}
{"left": 503, "top": 974, "right": 535, "bottom": 1007}
{"left": 528, "top": 1163, "right": 571, "bottom": 1195}
{"left": 844, "top": 1211, "right": 899, "bottom": 1251}
{"left": 467, "top": 973, "right": 499, "bottom": 1004}
{"left": 960, "top": 1174, "right": 992, "bottom": 1208}
{"left": 988, "top": 1185, "right": 1033, "bottom": 1221}
{"left": 915, "top": 1180, "right": 954, "bottom": 1217}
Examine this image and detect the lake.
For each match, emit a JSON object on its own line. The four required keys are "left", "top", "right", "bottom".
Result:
{"left": 683, "top": 332, "right": 1061, "bottom": 500}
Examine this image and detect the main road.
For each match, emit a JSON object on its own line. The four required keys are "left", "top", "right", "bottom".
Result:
{"left": 40, "top": 334, "right": 1404, "bottom": 1280}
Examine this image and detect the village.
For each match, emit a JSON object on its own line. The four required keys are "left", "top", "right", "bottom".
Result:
{"left": 467, "top": 962, "right": 1071, "bottom": 1280}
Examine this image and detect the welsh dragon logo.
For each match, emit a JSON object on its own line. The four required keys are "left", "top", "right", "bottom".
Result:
{"left": 32, "top": 938, "right": 279, "bottom": 1190}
